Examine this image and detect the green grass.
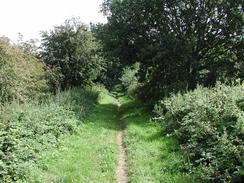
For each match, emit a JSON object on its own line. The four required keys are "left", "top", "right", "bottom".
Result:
{"left": 120, "top": 96, "right": 195, "bottom": 183}
{"left": 23, "top": 91, "right": 197, "bottom": 183}
{"left": 25, "top": 92, "right": 118, "bottom": 183}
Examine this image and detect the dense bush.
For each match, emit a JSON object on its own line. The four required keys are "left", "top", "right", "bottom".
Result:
{"left": 0, "top": 88, "right": 97, "bottom": 182}
{"left": 154, "top": 83, "right": 244, "bottom": 182}
{"left": 0, "top": 38, "right": 49, "bottom": 103}
{"left": 120, "top": 63, "right": 140, "bottom": 98}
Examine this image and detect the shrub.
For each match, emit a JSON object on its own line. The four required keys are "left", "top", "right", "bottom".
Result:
{"left": 0, "top": 38, "right": 49, "bottom": 103}
{"left": 154, "top": 83, "right": 244, "bottom": 182}
{"left": 0, "top": 87, "right": 97, "bottom": 182}
{"left": 120, "top": 63, "right": 140, "bottom": 97}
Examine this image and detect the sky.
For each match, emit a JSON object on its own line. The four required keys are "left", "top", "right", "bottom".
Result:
{"left": 0, "top": 0, "right": 107, "bottom": 42}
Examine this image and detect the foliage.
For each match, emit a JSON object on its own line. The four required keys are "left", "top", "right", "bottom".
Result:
{"left": 16, "top": 33, "right": 39, "bottom": 55}
{"left": 0, "top": 38, "right": 49, "bottom": 103}
{"left": 92, "top": 23, "right": 122, "bottom": 90}
{"left": 99, "top": 0, "right": 244, "bottom": 100}
{"left": 120, "top": 63, "right": 139, "bottom": 90}
{"left": 154, "top": 83, "right": 244, "bottom": 182}
{"left": 40, "top": 18, "right": 105, "bottom": 90}
{"left": 119, "top": 63, "right": 140, "bottom": 97}
{"left": 98, "top": 2, "right": 244, "bottom": 181}
{"left": 0, "top": 88, "right": 97, "bottom": 182}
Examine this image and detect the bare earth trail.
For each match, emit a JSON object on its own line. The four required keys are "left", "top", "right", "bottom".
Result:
{"left": 116, "top": 100, "right": 128, "bottom": 183}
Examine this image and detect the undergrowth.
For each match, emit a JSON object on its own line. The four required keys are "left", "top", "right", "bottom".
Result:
{"left": 0, "top": 87, "right": 97, "bottom": 182}
{"left": 154, "top": 83, "right": 244, "bottom": 182}
{"left": 24, "top": 90, "right": 118, "bottom": 183}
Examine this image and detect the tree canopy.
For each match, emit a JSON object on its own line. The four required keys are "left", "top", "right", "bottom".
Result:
{"left": 40, "top": 18, "right": 105, "bottom": 90}
{"left": 96, "top": 0, "right": 244, "bottom": 99}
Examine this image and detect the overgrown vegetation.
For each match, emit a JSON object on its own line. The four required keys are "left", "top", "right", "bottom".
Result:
{"left": 0, "top": 88, "right": 97, "bottom": 182}
{"left": 120, "top": 63, "right": 140, "bottom": 98}
{"left": 0, "top": 0, "right": 243, "bottom": 182}
{"left": 0, "top": 38, "right": 49, "bottom": 103}
{"left": 154, "top": 83, "right": 244, "bottom": 182}
{"left": 25, "top": 91, "right": 118, "bottom": 183}
{"left": 0, "top": 17, "right": 108, "bottom": 182}
{"left": 95, "top": 1, "right": 244, "bottom": 182}
{"left": 96, "top": 0, "right": 244, "bottom": 100}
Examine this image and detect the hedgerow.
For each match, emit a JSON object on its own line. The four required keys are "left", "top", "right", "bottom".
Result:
{"left": 154, "top": 83, "right": 244, "bottom": 182}
{"left": 0, "top": 88, "right": 97, "bottom": 182}
{"left": 0, "top": 38, "right": 49, "bottom": 103}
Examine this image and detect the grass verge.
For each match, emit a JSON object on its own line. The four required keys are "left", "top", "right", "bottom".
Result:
{"left": 25, "top": 92, "right": 118, "bottom": 183}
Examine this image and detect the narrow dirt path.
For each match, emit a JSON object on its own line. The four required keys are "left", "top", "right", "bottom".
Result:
{"left": 116, "top": 100, "right": 127, "bottom": 183}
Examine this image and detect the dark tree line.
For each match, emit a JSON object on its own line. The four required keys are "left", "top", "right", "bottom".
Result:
{"left": 95, "top": 0, "right": 244, "bottom": 100}
{"left": 92, "top": 2, "right": 244, "bottom": 182}
{"left": 5, "top": 1, "right": 242, "bottom": 99}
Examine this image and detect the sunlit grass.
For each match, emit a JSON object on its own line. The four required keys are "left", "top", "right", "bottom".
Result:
{"left": 25, "top": 92, "right": 197, "bottom": 183}
{"left": 26, "top": 92, "right": 118, "bottom": 183}
{"left": 120, "top": 96, "right": 195, "bottom": 183}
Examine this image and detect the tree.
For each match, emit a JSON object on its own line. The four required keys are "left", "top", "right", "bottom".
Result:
{"left": 92, "top": 23, "right": 123, "bottom": 90}
{"left": 0, "top": 37, "right": 49, "bottom": 103}
{"left": 17, "top": 33, "right": 39, "bottom": 55}
{"left": 99, "top": 0, "right": 244, "bottom": 100}
{"left": 40, "top": 18, "right": 105, "bottom": 90}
